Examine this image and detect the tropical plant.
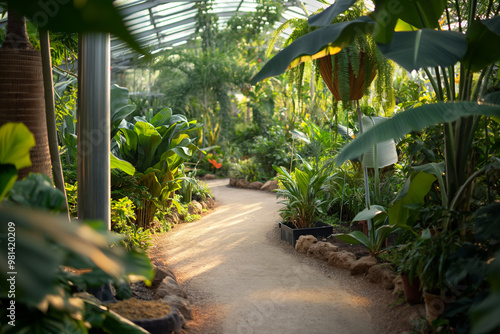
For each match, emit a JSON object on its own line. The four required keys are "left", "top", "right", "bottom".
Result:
{"left": 0, "top": 124, "right": 153, "bottom": 333}
{"left": 334, "top": 205, "right": 397, "bottom": 256}
{"left": 0, "top": 206, "right": 153, "bottom": 333}
{"left": 252, "top": 0, "right": 500, "bottom": 233}
{"left": 274, "top": 159, "right": 333, "bottom": 229}
{"left": 4, "top": 173, "right": 66, "bottom": 213}
{"left": 112, "top": 107, "right": 200, "bottom": 227}
{"left": 0, "top": 122, "right": 35, "bottom": 201}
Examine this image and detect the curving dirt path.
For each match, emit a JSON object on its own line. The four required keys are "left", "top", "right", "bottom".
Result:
{"left": 152, "top": 179, "right": 414, "bottom": 334}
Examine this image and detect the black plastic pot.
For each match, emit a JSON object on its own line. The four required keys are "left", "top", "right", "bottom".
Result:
{"left": 279, "top": 221, "right": 333, "bottom": 247}
{"left": 133, "top": 307, "right": 183, "bottom": 334}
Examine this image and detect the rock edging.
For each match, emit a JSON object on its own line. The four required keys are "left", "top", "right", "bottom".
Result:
{"left": 229, "top": 178, "right": 278, "bottom": 192}
{"left": 295, "top": 235, "right": 395, "bottom": 290}
{"left": 150, "top": 261, "right": 193, "bottom": 330}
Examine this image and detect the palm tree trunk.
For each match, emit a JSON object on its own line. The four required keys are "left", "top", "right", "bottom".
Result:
{"left": 0, "top": 8, "right": 52, "bottom": 179}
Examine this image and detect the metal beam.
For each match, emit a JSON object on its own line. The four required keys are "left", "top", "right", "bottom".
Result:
{"left": 78, "top": 33, "right": 111, "bottom": 229}
{"left": 118, "top": 0, "right": 203, "bottom": 17}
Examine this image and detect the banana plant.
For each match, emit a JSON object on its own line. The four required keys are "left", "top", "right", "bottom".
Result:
{"left": 252, "top": 0, "right": 500, "bottom": 231}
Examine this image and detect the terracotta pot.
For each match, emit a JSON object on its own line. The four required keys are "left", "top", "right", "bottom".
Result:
{"left": 423, "top": 291, "right": 448, "bottom": 325}
{"left": 318, "top": 51, "right": 377, "bottom": 101}
{"left": 401, "top": 275, "right": 423, "bottom": 304}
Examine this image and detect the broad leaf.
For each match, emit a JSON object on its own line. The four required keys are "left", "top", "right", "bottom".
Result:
{"left": 335, "top": 102, "right": 500, "bottom": 165}
{"left": 361, "top": 116, "right": 398, "bottom": 168}
{"left": 250, "top": 17, "right": 373, "bottom": 84}
{"left": 412, "top": 162, "right": 446, "bottom": 206}
{"left": 7, "top": 174, "right": 65, "bottom": 212}
{"left": 0, "top": 122, "right": 35, "bottom": 170}
{"left": 150, "top": 107, "right": 173, "bottom": 127}
{"left": 377, "top": 29, "right": 467, "bottom": 71}
{"left": 291, "top": 130, "right": 311, "bottom": 143}
{"left": 110, "top": 153, "right": 135, "bottom": 176}
{"left": 308, "top": 0, "right": 358, "bottom": 27}
{"left": 462, "top": 18, "right": 500, "bottom": 73}
{"left": 134, "top": 122, "right": 162, "bottom": 172}
{"left": 0, "top": 164, "right": 17, "bottom": 202}
{"left": 334, "top": 230, "right": 370, "bottom": 248}
{"left": 371, "top": 0, "right": 445, "bottom": 43}
{"left": 388, "top": 171, "right": 436, "bottom": 227}
{"left": 352, "top": 205, "right": 386, "bottom": 222}
{"left": 2, "top": 0, "right": 145, "bottom": 54}
{"left": 0, "top": 207, "right": 153, "bottom": 306}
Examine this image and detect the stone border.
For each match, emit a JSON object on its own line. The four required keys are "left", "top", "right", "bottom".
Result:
{"left": 295, "top": 235, "right": 397, "bottom": 291}
{"left": 228, "top": 178, "right": 278, "bottom": 192}
{"left": 149, "top": 260, "right": 193, "bottom": 332}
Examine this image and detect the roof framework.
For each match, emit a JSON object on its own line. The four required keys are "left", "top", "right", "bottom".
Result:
{"left": 111, "top": 0, "right": 328, "bottom": 67}
{"left": 0, "top": 1, "right": 328, "bottom": 67}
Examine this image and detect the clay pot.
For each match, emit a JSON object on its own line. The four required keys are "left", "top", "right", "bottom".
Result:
{"left": 423, "top": 291, "right": 448, "bottom": 325}
{"left": 401, "top": 275, "right": 423, "bottom": 304}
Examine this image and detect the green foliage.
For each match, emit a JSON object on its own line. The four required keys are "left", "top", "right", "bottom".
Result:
{"left": 0, "top": 207, "right": 153, "bottom": 333}
{"left": 65, "top": 182, "right": 78, "bottom": 217}
{"left": 112, "top": 108, "right": 200, "bottom": 227}
{"left": 228, "top": 157, "right": 264, "bottom": 182}
{"left": 0, "top": 123, "right": 35, "bottom": 200}
{"left": 274, "top": 159, "right": 333, "bottom": 229}
{"left": 111, "top": 198, "right": 153, "bottom": 251}
{"left": 5, "top": 174, "right": 66, "bottom": 213}
{"left": 250, "top": 126, "right": 291, "bottom": 177}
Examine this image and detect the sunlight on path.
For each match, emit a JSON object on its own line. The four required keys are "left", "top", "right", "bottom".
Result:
{"left": 160, "top": 179, "right": 375, "bottom": 334}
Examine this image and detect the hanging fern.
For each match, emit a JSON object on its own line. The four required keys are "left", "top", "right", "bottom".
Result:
{"left": 266, "top": 1, "right": 394, "bottom": 114}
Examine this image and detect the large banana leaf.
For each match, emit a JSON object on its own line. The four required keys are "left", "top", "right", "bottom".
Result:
{"left": 377, "top": 29, "right": 467, "bottom": 72}
{"left": 361, "top": 116, "right": 398, "bottom": 168}
{"left": 461, "top": 17, "right": 500, "bottom": 73}
{"left": 1, "top": 0, "right": 144, "bottom": 54}
{"left": 371, "top": 0, "right": 446, "bottom": 43}
{"left": 335, "top": 102, "right": 500, "bottom": 166}
{"left": 308, "top": 0, "right": 358, "bottom": 27}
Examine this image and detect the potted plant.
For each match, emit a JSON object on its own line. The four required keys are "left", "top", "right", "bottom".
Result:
{"left": 403, "top": 228, "right": 460, "bottom": 324}
{"left": 273, "top": 160, "right": 333, "bottom": 246}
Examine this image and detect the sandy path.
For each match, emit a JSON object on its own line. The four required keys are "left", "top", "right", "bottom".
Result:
{"left": 154, "top": 179, "right": 409, "bottom": 334}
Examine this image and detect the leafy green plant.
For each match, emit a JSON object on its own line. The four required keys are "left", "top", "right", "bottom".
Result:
{"left": 113, "top": 221, "right": 153, "bottom": 251}
{"left": 274, "top": 159, "right": 333, "bottom": 229}
{"left": 252, "top": 0, "right": 500, "bottom": 233}
{"left": 261, "top": 0, "right": 394, "bottom": 109}
{"left": 5, "top": 173, "right": 66, "bottom": 213}
{"left": 228, "top": 157, "right": 264, "bottom": 182}
{"left": 334, "top": 205, "right": 397, "bottom": 256}
{"left": 0, "top": 122, "right": 35, "bottom": 200}
{"left": 0, "top": 206, "right": 153, "bottom": 333}
{"left": 112, "top": 108, "right": 200, "bottom": 227}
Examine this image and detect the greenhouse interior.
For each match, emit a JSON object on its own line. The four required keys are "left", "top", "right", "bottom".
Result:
{"left": 0, "top": 0, "right": 500, "bottom": 333}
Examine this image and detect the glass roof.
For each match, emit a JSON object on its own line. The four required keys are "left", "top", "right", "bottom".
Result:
{"left": 0, "top": 1, "right": 329, "bottom": 67}
{"left": 111, "top": 0, "right": 328, "bottom": 67}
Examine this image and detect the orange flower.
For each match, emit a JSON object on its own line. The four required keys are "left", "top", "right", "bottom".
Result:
{"left": 208, "top": 158, "right": 222, "bottom": 169}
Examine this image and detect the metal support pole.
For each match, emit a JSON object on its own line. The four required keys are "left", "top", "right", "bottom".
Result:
{"left": 77, "top": 33, "right": 111, "bottom": 230}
